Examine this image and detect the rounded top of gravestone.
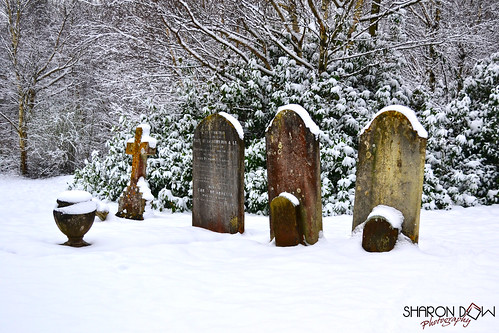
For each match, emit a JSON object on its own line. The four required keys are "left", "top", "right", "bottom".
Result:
{"left": 57, "top": 190, "right": 93, "bottom": 204}
{"left": 267, "top": 104, "right": 321, "bottom": 137}
{"left": 367, "top": 205, "right": 404, "bottom": 229}
{"left": 194, "top": 112, "right": 244, "bottom": 141}
{"left": 219, "top": 112, "right": 244, "bottom": 140}
{"left": 361, "top": 105, "right": 428, "bottom": 138}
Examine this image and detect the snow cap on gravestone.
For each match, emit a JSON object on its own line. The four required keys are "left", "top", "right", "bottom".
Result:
{"left": 266, "top": 104, "right": 321, "bottom": 138}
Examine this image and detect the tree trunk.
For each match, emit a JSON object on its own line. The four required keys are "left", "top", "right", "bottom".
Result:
{"left": 289, "top": 1, "right": 303, "bottom": 58}
{"left": 369, "top": 0, "right": 381, "bottom": 37}
{"left": 428, "top": 2, "right": 441, "bottom": 92}
{"left": 18, "top": 99, "right": 28, "bottom": 175}
{"left": 18, "top": 87, "right": 36, "bottom": 176}
{"left": 318, "top": 0, "right": 331, "bottom": 74}
{"left": 348, "top": 0, "right": 364, "bottom": 39}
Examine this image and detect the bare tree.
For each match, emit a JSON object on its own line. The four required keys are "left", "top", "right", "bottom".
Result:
{"left": 151, "top": 0, "right": 424, "bottom": 78}
{"left": 0, "top": 0, "right": 105, "bottom": 175}
{"left": 403, "top": 0, "right": 498, "bottom": 97}
{"left": 0, "top": 0, "right": 89, "bottom": 175}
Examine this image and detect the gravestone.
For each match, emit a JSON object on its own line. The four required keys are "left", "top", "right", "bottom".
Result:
{"left": 352, "top": 105, "right": 427, "bottom": 243}
{"left": 266, "top": 104, "right": 322, "bottom": 245}
{"left": 192, "top": 112, "right": 244, "bottom": 234}
{"left": 116, "top": 124, "right": 157, "bottom": 220}
{"left": 361, "top": 205, "right": 403, "bottom": 252}
{"left": 270, "top": 192, "right": 301, "bottom": 247}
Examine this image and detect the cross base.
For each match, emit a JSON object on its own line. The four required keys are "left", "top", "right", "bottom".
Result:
{"left": 115, "top": 184, "right": 146, "bottom": 220}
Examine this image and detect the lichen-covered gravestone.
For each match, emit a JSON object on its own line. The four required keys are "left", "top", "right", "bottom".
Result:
{"left": 352, "top": 105, "right": 427, "bottom": 244}
{"left": 192, "top": 112, "right": 245, "bottom": 234}
{"left": 269, "top": 192, "right": 301, "bottom": 247}
{"left": 116, "top": 124, "right": 157, "bottom": 220}
{"left": 266, "top": 104, "right": 322, "bottom": 245}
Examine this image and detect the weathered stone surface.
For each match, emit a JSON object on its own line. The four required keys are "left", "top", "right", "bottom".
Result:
{"left": 94, "top": 199, "right": 110, "bottom": 221}
{"left": 96, "top": 210, "right": 109, "bottom": 221}
{"left": 192, "top": 113, "right": 244, "bottom": 234}
{"left": 362, "top": 217, "right": 399, "bottom": 252}
{"left": 266, "top": 106, "right": 322, "bottom": 245}
{"left": 116, "top": 184, "right": 146, "bottom": 220}
{"left": 53, "top": 195, "right": 96, "bottom": 247}
{"left": 270, "top": 195, "right": 301, "bottom": 247}
{"left": 116, "top": 125, "right": 156, "bottom": 220}
{"left": 352, "top": 107, "right": 427, "bottom": 243}
{"left": 53, "top": 210, "right": 95, "bottom": 247}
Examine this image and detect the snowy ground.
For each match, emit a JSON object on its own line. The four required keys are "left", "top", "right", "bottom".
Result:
{"left": 0, "top": 175, "right": 498, "bottom": 333}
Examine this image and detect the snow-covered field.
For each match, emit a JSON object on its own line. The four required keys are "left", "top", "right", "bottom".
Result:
{"left": 1, "top": 174, "right": 498, "bottom": 333}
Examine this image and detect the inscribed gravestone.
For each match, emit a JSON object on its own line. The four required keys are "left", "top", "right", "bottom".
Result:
{"left": 266, "top": 104, "right": 322, "bottom": 245}
{"left": 352, "top": 105, "right": 427, "bottom": 243}
{"left": 192, "top": 112, "right": 244, "bottom": 234}
{"left": 116, "top": 124, "right": 157, "bottom": 220}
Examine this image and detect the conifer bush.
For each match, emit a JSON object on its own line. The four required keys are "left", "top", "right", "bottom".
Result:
{"left": 71, "top": 50, "right": 498, "bottom": 214}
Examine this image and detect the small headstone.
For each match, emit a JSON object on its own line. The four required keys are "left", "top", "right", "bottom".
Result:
{"left": 361, "top": 205, "right": 403, "bottom": 252}
{"left": 266, "top": 104, "right": 322, "bottom": 245}
{"left": 270, "top": 193, "right": 301, "bottom": 247}
{"left": 116, "top": 124, "right": 157, "bottom": 220}
{"left": 352, "top": 105, "right": 427, "bottom": 243}
{"left": 192, "top": 112, "right": 245, "bottom": 234}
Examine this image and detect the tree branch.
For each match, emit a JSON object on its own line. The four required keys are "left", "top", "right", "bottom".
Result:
{"left": 0, "top": 110, "right": 20, "bottom": 133}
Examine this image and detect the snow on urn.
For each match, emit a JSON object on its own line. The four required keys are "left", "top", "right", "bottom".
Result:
{"left": 266, "top": 104, "right": 322, "bottom": 246}
{"left": 352, "top": 105, "right": 427, "bottom": 246}
{"left": 116, "top": 124, "right": 157, "bottom": 220}
{"left": 53, "top": 190, "right": 96, "bottom": 247}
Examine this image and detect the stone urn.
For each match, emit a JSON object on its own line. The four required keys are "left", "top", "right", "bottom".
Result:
{"left": 53, "top": 190, "right": 97, "bottom": 247}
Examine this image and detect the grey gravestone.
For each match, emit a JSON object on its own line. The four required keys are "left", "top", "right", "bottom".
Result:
{"left": 192, "top": 113, "right": 244, "bottom": 234}
{"left": 352, "top": 105, "right": 427, "bottom": 243}
{"left": 266, "top": 104, "right": 322, "bottom": 245}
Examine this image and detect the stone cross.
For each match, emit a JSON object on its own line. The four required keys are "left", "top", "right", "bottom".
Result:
{"left": 192, "top": 113, "right": 245, "bottom": 234}
{"left": 127, "top": 125, "right": 156, "bottom": 187}
{"left": 352, "top": 105, "right": 427, "bottom": 244}
{"left": 266, "top": 104, "right": 323, "bottom": 246}
{"left": 116, "top": 124, "right": 157, "bottom": 220}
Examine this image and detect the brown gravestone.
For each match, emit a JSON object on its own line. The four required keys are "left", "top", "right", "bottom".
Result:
{"left": 116, "top": 124, "right": 157, "bottom": 220}
{"left": 362, "top": 217, "right": 399, "bottom": 252}
{"left": 270, "top": 193, "right": 301, "bottom": 247}
{"left": 266, "top": 104, "right": 322, "bottom": 245}
{"left": 361, "top": 205, "right": 404, "bottom": 252}
{"left": 192, "top": 112, "right": 244, "bottom": 234}
{"left": 352, "top": 105, "right": 427, "bottom": 243}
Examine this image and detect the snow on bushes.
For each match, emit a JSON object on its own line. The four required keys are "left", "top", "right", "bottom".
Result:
{"left": 71, "top": 51, "right": 498, "bottom": 214}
